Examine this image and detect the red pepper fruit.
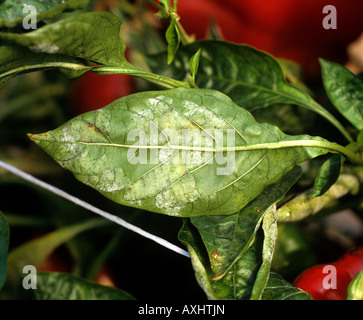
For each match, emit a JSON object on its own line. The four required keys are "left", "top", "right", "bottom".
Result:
{"left": 293, "top": 246, "right": 363, "bottom": 300}
{"left": 335, "top": 246, "right": 363, "bottom": 279}
{"left": 293, "top": 263, "right": 352, "bottom": 300}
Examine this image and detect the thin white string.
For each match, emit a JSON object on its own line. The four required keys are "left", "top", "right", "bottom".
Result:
{"left": 0, "top": 160, "right": 190, "bottom": 258}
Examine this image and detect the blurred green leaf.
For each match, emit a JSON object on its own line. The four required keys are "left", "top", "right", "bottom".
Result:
{"left": 0, "top": 0, "right": 90, "bottom": 28}
{"left": 0, "top": 11, "right": 127, "bottom": 65}
{"left": 272, "top": 223, "right": 317, "bottom": 281}
{"left": 6, "top": 218, "right": 109, "bottom": 286}
{"left": 0, "top": 210, "right": 10, "bottom": 289}
{"left": 35, "top": 272, "right": 135, "bottom": 300}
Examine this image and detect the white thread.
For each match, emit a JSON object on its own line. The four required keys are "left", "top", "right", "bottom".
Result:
{"left": 0, "top": 160, "right": 190, "bottom": 258}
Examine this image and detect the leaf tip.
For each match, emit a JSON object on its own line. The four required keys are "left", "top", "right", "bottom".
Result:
{"left": 27, "top": 132, "right": 49, "bottom": 144}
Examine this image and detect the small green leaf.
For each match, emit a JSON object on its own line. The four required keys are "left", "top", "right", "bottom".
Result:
{"left": 0, "top": 11, "right": 127, "bottom": 65}
{"left": 35, "top": 272, "right": 135, "bottom": 300}
{"left": 0, "top": 210, "right": 10, "bottom": 290}
{"left": 28, "top": 88, "right": 330, "bottom": 218}
{"left": 312, "top": 154, "right": 342, "bottom": 198}
{"left": 166, "top": 17, "right": 180, "bottom": 64}
{"left": 189, "top": 48, "right": 201, "bottom": 87}
{"left": 0, "top": 0, "right": 90, "bottom": 28}
{"left": 320, "top": 59, "right": 363, "bottom": 131}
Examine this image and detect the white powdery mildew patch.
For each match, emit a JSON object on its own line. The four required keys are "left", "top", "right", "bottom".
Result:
{"left": 182, "top": 100, "right": 227, "bottom": 129}
{"left": 30, "top": 42, "right": 60, "bottom": 54}
{"left": 154, "top": 174, "right": 201, "bottom": 213}
{"left": 97, "top": 168, "right": 131, "bottom": 192}
{"left": 62, "top": 122, "right": 81, "bottom": 142}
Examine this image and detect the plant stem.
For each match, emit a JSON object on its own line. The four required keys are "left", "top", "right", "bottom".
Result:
{"left": 92, "top": 64, "right": 190, "bottom": 89}
{"left": 276, "top": 174, "right": 360, "bottom": 222}
{"left": 308, "top": 99, "right": 354, "bottom": 143}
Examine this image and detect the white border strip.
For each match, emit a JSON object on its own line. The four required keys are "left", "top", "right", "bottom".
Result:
{"left": 0, "top": 160, "right": 190, "bottom": 258}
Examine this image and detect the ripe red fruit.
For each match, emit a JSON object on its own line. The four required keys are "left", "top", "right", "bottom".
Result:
{"left": 293, "top": 264, "right": 352, "bottom": 300}
{"left": 293, "top": 246, "right": 363, "bottom": 300}
{"left": 335, "top": 246, "right": 363, "bottom": 279}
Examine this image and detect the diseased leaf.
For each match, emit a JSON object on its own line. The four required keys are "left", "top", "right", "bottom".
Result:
{"left": 28, "top": 88, "right": 330, "bottom": 217}
{"left": 0, "top": 210, "right": 9, "bottom": 290}
{"left": 262, "top": 272, "right": 312, "bottom": 300}
{"left": 250, "top": 205, "right": 277, "bottom": 300}
{"left": 35, "top": 272, "right": 135, "bottom": 300}
{"left": 178, "top": 219, "right": 217, "bottom": 299}
{"left": 320, "top": 59, "right": 363, "bottom": 131}
{"left": 190, "top": 166, "right": 301, "bottom": 280}
{"left": 0, "top": 0, "right": 90, "bottom": 28}
{"left": 312, "top": 154, "right": 342, "bottom": 198}
{"left": 0, "top": 45, "right": 90, "bottom": 88}
{"left": 0, "top": 11, "right": 126, "bottom": 65}
{"left": 179, "top": 167, "right": 302, "bottom": 300}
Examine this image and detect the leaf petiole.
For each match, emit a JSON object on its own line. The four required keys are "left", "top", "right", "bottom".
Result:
{"left": 92, "top": 63, "right": 190, "bottom": 89}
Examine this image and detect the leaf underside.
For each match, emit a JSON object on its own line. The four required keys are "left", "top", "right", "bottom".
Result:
{"left": 29, "top": 88, "right": 328, "bottom": 217}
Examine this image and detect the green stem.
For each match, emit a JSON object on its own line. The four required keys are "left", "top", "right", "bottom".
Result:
{"left": 92, "top": 64, "right": 189, "bottom": 89}
{"left": 308, "top": 100, "right": 354, "bottom": 143}
{"left": 0, "top": 62, "right": 89, "bottom": 82}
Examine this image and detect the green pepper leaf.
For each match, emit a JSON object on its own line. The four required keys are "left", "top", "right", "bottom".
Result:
{"left": 250, "top": 204, "right": 277, "bottom": 300}
{"left": 28, "top": 88, "right": 330, "bottom": 217}
{"left": 320, "top": 59, "right": 363, "bottom": 131}
{"left": 312, "top": 154, "right": 342, "bottom": 198}
{"left": 0, "top": 210, "right": 10, "bottom": 290}
{"left": 35, "top": 272, "right": 135, "bottom": 300}
{"left": 0, "top": 11, "right": 127, "bottom": 65}
{"left": 0, "top": 0, "right": 90, "bottom": 28}
{"left": 179, "top": 167, "right": 302, "bottom": 299}
{"left": 0, "top": 45, "right": 90, "bottom": 88}
{"left": 147, "top": 41, "right": 352, "bottom": 142}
